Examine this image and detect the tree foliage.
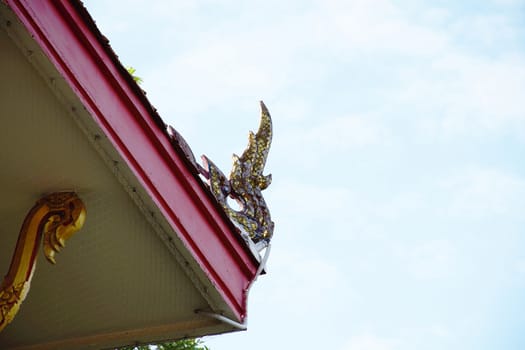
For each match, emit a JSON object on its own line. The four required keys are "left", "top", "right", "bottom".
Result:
{"left": 118, "top": 338, "right": 209, "bottom": 350}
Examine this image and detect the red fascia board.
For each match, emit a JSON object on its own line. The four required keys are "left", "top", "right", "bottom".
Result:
{"left": 6, "top": 0, "right": 258, "bottom": 321}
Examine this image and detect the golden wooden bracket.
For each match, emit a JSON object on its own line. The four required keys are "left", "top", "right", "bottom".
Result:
{"left": 0, "top": 192, "right": 86, "bottom": 332}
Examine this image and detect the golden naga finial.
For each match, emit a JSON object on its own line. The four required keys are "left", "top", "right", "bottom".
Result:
{"left": 0, "top": 192, "right": 86, "bottom": 332}
{"left": 202, "top": 101, "right": 274, "bottom": 245}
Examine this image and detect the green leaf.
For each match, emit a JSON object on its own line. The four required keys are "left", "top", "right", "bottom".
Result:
{"left": 125, "top": 66, "right": 143, "bottom": 84}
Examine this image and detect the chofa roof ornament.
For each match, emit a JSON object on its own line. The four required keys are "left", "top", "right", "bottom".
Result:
{"left": 201, "top": 101, "right": 274, "bottom": 248}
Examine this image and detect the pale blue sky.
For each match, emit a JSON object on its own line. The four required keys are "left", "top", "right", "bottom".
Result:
{"left": 86, "top": 1, "right": 525, "bottom": 349}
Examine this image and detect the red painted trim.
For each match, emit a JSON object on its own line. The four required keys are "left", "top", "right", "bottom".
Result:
{"left": 6, "top": 0, "right": 258, "bottom": 321}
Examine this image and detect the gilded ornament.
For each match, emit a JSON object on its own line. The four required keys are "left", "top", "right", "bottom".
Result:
{"left": 201, "top": 102, "right": 274, "bottom": 244}
{"left": 0, "top": 192, "right": 86, "bottom": 332}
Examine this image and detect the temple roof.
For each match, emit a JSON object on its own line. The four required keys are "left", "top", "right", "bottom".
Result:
{"left": 0, "top": 1, "right": 268, "bottom": 348}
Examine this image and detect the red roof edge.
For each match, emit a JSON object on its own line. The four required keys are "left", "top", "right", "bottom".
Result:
{"left": 5, "top": 0, "right": 259, "bottom": 321}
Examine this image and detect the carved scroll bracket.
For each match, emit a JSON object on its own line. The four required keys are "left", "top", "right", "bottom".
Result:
{"left": 0, "top": 192, "right": 86, "bottom": 332}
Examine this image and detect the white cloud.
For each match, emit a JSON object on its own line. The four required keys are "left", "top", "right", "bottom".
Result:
{"left": 342, "top": 334, "right": 398, "bottom": 350}
{"left": 386, "top": 8, "right": 525, "bottom": 138}
{"left": 516, "top": 259, "right": 525, "bottom": 275}
{"left": 136, "top": 0, "right": 455, "bottom": 121}
{"left": 292, "top": 115, "right": 391, "bottom": 151}
{"left": 269, "top": 181, "right": 352, "bottom": 216}
{"left": 489, "top": 0, "right": 525, "bottom": 6}
{"left": 268, "top": 113, "right": 392, "bottom": 174}
{"left": 395, "top": 239, "right": 457, "bottom": 281}
{"left": 440, "top": 168, "right": 525, "bottom": 218}
{"left": 268, "top": 180, "right": 427, "bottom": 247}
{"left": 261, "top": 248, "right": 347, "bottom": 317}
{"left": 145, "top": 42, "right": 280, "bottom": 118}
{"left": 450, "top": 13, "right": 518, "bottom": 48}
{"left": 396, "top": 55, "right": 525, "bottom": 142}
{"left": 438, "top": 55, "right": 525, "bottom": 133}
{"left": 266, "top": 181, "right": 367, "bottom": 242}
{"left": 376, "top": 192, "right": 425, "bottom": 221}
{"left": 332, "top": 9, "right": 448, "bottom": 56}
{"left": 321, "top": 116, "right": 389, "bottom": 148}
{"left": 428, "top": 324, "right": 452, "bottom": 338}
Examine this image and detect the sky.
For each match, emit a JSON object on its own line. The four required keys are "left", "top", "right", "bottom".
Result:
{"left": 85, "top": 1, "right": 525, "bottom": 349}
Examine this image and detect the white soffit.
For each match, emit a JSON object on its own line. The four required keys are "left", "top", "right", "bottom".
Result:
{"left": 0, "top": 6, "right": 236, "bottom": 349}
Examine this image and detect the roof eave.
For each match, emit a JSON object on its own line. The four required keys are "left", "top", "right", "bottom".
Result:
{"left": 4, "top": 0, "right": 259, "bottom": 322}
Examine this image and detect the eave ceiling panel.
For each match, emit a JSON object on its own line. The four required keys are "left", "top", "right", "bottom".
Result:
{"left": 0, "top": 21, "right": 217, "bottom": 349}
